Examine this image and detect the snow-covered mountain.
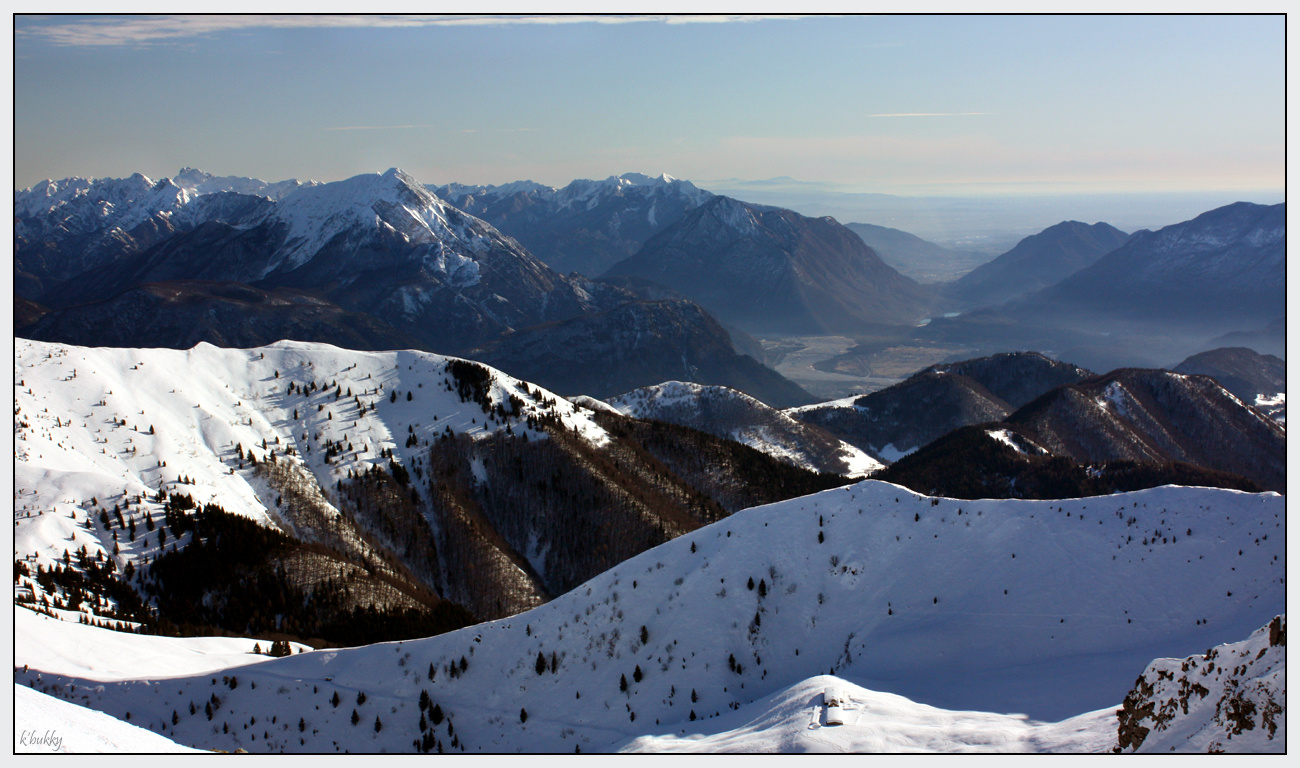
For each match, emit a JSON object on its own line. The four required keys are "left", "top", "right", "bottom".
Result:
{"left": 14, "top": 170, "right": 313, "bottom": 295}
{"left": 435, "top": 172, "right": 714, "bottom": 277}
{"left": 607, "top": 381, "right": 881, "bottom": 477}
{"left": 14, "top": 339, "right": 843, "bottom": 627}
{"left": 19, "top": 479, "right": 1283, "bottom": 752}
{"left": 1114, "top": 615, "right": 1285, "bottom": 753}
{"left": 604, "top": 196, "right": 936, "bottom": 335}
{"left": 25, "top": 168, "right": 624, "bottom": 353}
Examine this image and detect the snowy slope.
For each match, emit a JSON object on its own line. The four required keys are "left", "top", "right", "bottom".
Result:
{"left": 1116, "top": 615, "right": 1286, "bottom": 753}
{"left": 14, "top": 338, "right": 608, "bottom": 577}
{"left": 21, "top": 480, "right": 1282, "bottom": 753}
{"left": 263, "top": 167, "right": 503, "bottom": 275}
{"left": 15, "top": 606, "right": 310, "bottom": 683}
{"left": 15, "top": 684, "right": 204, "bottom": 754}
{"left": 618, "top": 675, "right": 1118, "bottom": 753}
{"left": 608, "top": 381, "right": 881, "bottom": 477}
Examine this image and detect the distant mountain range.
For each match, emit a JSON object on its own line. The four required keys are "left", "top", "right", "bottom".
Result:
{"left": 914, "top": 202, "right": 1284, "bottom": 371}
{"left": 14, "top": 168, "right": 820, "bottom": 406}
{"left": 435, "top": 173, "right": 713, "bottom": 278}
{"left": 1014, "top": 202, "right": 1284, "bottom": 333}
{"left": 844, "top": 221, "right": 990, "bottom": 284}
{"left": 945, "top": 220, "right": 1130, "bottom": 308}
{"left": 605, "top": 196, "right": 936, "bottom": 334}
{"left": 16, "top": 168, "right": 623, "bottom": 353}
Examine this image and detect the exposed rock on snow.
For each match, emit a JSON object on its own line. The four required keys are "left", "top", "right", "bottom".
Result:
{"left": 1115, "top": 615, "right": 1285, "bottom": 753}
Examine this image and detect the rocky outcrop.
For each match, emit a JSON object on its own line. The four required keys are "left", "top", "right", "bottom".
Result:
{"left": 1115, "top": 615, "right": 1285, "bottom": 753}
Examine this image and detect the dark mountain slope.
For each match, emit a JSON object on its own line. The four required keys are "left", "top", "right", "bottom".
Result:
{"left": 466, "top": 299, "right": 815, "bottom": 409}
{"left": 1008, "top": 369, "right": 1286, "bottom": 492}
{"left": 1173, "top": 347, "right": 1286, "bottom": 400}
{"left": 876, "top": 423, "right": 1261, "bottom": 500}
{"left": 19, "top": 281, "right": 428, "bottom": 352}
{"left": 604, "top": 196, "right": 934, "bottom": 334}
{"left": 1017, "top": 202, "right": 1284, "bottom": 333}
{"left": 946, "top": 220, "right": 1129, "bottom": 307}
{"left": 791, "top": 352, "right": 1092, "bottom": 457}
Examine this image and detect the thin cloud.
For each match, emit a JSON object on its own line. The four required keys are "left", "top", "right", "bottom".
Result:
{"left": 322, "top": 124, "right": 535, "bottom": 133}
{"left": 17, "top": 14, "right": 806, "bottom": 47}
{"left": 866, "top": 112, "right": 993, "bottom": 117}
{"left": 323, "top": 124, "right": 444, "bottom": 132}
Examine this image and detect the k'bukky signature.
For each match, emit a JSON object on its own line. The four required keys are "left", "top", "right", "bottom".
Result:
{"left": 18, "top": 729, "right": 64, "bottom": 751}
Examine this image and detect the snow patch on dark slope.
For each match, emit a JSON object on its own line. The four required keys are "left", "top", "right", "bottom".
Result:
{"left": 24, "top": 480, "right": 1282, "bottom": 752}
{"left": 608, "top": 381, "right": 881, "bottom": 477}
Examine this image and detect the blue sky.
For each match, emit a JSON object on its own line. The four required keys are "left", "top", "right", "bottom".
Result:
{"left": 13, "top": 14, "right": 1285, "bottom": 198}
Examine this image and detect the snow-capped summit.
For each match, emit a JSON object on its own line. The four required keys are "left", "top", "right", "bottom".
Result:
{"left": 436, "top": 172, "right": 716, "bottom": 276}
{"left": 16, "top": 168, "right": 628, "bottom": 353}
{"left": 264, "top": 166, "right": 503, "bottom": 272}
{"left": 14, "top": 172, "right": 192, "bottom": 232}
{"left": 169, "top": 167, "right": 316, "bottom": 200}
